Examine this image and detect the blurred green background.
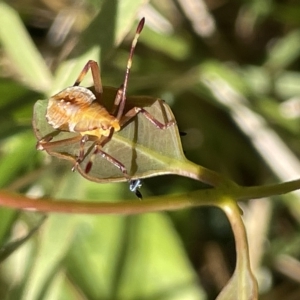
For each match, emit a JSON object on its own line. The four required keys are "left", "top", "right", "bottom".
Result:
{"left": 1, "top": 0, "right": 300, "bottom": 299}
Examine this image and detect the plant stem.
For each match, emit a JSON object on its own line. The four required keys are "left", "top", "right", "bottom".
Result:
{"left": 1, "top": 178, "right": 300, "bottom": 214}
{"left": 219, "top": 200, "right": 258, "bottom": 299}
{"left": 0, "top": 189, "right": 205, "bottom": 214}
{"left": 172, "top": 158, "right": 237, "bottom": 187}
{"left": 233, "top": 178, "right": 300, "bottom": 200}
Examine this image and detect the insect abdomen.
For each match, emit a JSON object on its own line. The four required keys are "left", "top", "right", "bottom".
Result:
{"left": 46, "top": 86, "right": 120, "bottom": 137}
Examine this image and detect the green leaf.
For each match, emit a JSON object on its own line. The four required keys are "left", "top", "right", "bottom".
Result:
{"left": 265, "top": 29, "right": 300, "bottom": 71}
{"left": 67, "top": 213, "right": 206, "bottom": 299}
{"left": 0, "top": 79, "right": 42, "bottom": 139}
{"left": 0, "top": 208, "right": 16, "bottom": 247}
{"left": 33, "top": 87, "right": 185, "bottom": 182}
{"left": 0, "top": 131, "right": 37, "bottom": 187}
{"left": 50, "top": 0, "right": 148, "bottom": 94}
{"left": 0, "top": 216, "right": 46, "bottom": 262}
{"left": 21, "top": 173, "right": 86, "bottom": 300}
{"left": 0, "top": 2, "right": 52, "bottom": 93}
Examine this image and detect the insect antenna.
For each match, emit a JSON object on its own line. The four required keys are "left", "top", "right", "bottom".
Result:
{"left": 116, "top": 18, "right": 145, "bottom": 121}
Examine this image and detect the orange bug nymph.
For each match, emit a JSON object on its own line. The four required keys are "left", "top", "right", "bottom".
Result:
{"left": 37, "top": 18, "right": 175, "bottom": 184}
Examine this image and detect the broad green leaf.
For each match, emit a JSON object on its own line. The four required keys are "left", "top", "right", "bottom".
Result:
{"left": 33, "top": 86, "right": 185, "bottom": 182}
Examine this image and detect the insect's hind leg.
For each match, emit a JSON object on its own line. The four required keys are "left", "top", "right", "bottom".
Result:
{"left": 120, "top": 107, "right": 176, "bottom": 129}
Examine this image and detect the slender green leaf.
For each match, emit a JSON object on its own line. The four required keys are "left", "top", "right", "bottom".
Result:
{"left": 0, "top": 3, "right": 52, "bottom": 92}
{"left": 0, "top": 216, "right": 46, "bottom": 262}
{"left": 265, "top": 30, "right": 300, "bottom": 71}
{"left": 50, "top": 0, "right": 148, "bottom": 94}
{"left": 21, "top": 173, "right": 85, "bottom": 300}
{"left": 67, "top": 213, "right": 206, "bottom": 299}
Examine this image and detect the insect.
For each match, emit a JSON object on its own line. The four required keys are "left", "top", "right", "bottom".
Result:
{"left": 129, "top": 179, "right": 143, "bottom": 200}
{"left": 36, "top": 18, "right": 175, "bottom": 196}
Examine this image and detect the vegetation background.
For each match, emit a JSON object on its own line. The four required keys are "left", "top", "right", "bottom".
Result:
{"left": 1, "top": 0, "right": 300, "bottom": 299}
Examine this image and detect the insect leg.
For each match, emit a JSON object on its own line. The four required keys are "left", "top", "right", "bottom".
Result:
{"left": 71, "top": 135, "right": 91, "bottom": 171}
{"left": 36, "top": 130, "right": 60, "bottom": 149}
{"left": 37, "top": 134, "right": 82, "bottom": 150}
{"left": 120, "top": 107, "right": 176, "bottom": 129}
{"left": 85, "top": 144, "right": 130, "bottom": 179}
{"left": 116, "top": 18, "right": 145, "bottom": 121}
{"left": 73, "top": 60, "right": 103, "bottom": 95}
{"left": 37, "top": 133, "right": 96, "bottom": 172}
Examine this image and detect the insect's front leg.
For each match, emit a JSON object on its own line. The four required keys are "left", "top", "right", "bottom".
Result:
{"left": 37, "top": 132, "right": 82, "bottom": 150}
{"left": 36, "top": 130, "right": 59, "bottom": 150}
{"left": 37, "top": 133, "right": 93, "bottom": 172}
{"left": 73, "top": 60, "right": 103, "bottom": 96}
